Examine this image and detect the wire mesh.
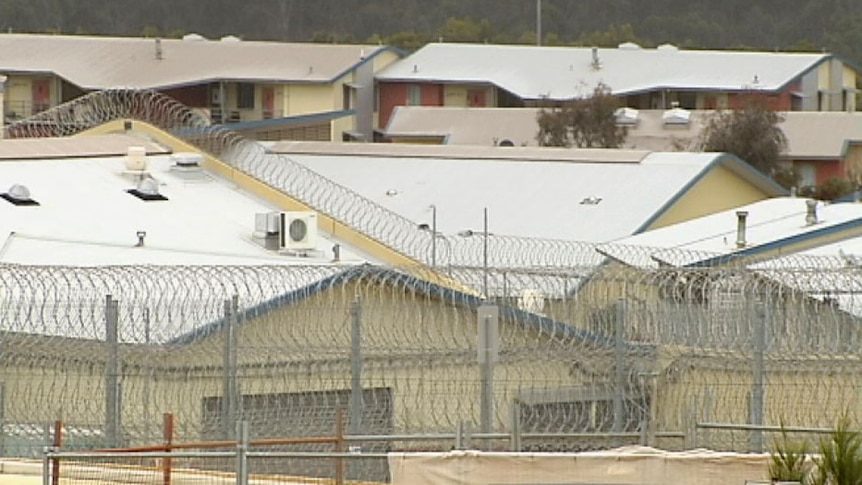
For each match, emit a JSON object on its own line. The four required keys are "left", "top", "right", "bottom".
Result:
{"left": 6, "top": 90, "right": 862, "bottom": 481}
{"left": 1, "top": 256, "right": 862, "bottom": 468}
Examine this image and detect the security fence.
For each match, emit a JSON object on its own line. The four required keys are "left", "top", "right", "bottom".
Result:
{"left": 1, "top": 257, "right": 862, "bottom": 473}
{"left": 4, "top": 90, "right": 862, "bottom": 483}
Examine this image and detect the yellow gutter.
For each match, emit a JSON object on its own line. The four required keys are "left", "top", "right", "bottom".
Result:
{"left": 76, "top": 120, "right": 474, "bottom": 293}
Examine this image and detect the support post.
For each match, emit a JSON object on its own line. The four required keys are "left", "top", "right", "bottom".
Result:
{"left": 162, "top": 413, "right": 174, "bottom": 485}
{"left": 482, "top": 208, "right": 489, "bottom": 299}
{"left": 223, "top": 296, "right": 239, "bottom": 439}
{"left": 105, "top": 295, "right": 121, "bottom": 448}
{"left": 349, "top": 299, "right": 363, "bottom": 436}
{"left": 236, "top": 420, "right": 249, "bottom": 485}
{"left": 335, "top": 409, "right": 345, "bottom": 485}
{"left": 478, "top": 304, "right": 499, "bottom": 449}
{"left": 613, "top": 299, "right": 626, "bottom": 439}
{"left": 51, "top": 420, "right": 62, "bottom": 485}
{"left": 509, "top": 399, "right": 522, "bottom": 452}
{"left": 750, "top": 302, "right": 767, "bottom": 453}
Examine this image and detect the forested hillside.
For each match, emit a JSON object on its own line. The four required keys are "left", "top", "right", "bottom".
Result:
{"left": 3, "top": 0, "right": 862, "bottom": 64}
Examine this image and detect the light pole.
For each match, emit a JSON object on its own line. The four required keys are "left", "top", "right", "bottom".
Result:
{"left": 431, "top": 204, "right": 437, "bottom": 268}
{"left": 458, "top": 207, "right": 490, "bottom": 299}
{"left": 483, "top": 207, "right": 489, "bottom": 299}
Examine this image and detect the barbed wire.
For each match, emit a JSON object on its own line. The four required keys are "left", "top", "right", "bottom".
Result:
{"left": 7, "top": 90, "right": 862, "bottom": 469}
{"left": 2, "top": 90, "right": 622, "bottom": 271}
{"left": 2, "top": 261, "right": 862, "bottom": 465}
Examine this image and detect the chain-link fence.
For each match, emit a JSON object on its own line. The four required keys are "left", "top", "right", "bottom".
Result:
{"left": 2, "top": 258, "right": 862, "bottom": 469}
{"left": 5, "top": 90, "right": 862, "bottom": 483}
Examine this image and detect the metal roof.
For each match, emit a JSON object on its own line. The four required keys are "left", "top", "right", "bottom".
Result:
{"left": 384, "top": 106, "right": 862, "bottom": 159}
{"left": 266, "top": 142, "right": 782, "bottom": 243}
{"left": 0, "top": 134, "right": 170, "bottom": 160}
{"left": 376, "top": 43, "right": 830, "bottom": 100}
{"left": 598, "top": 197, "right": 862, "bottom": 268}
{"left": 0, "top": 34, "right": 396, "bottom": 89}
{"left": 0, "top": 146, "right": 369, "bottom": 266}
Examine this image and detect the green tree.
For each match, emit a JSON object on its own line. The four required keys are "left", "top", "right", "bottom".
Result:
{"left": 576, "top": 23, "right": 643, "bottom": 47}
{"left": 536, "top": 83, "right": 627, "bottom": 148}
{"left": 699, "top": 96, "right": 790, "bottom": 185}
{"left": 436, "top": 17, "right": 494, "bottom": 43}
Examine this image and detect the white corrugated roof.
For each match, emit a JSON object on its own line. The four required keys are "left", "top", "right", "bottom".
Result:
{"left": 377, "top": 43, "right": 829, "bottom": 100}
{"left": 598, "top": 197, "right": 862, "bottom": 268}
{"left": 384, "top": 107, "right": 862, "bottom": 158}
{"left": 0, "top": 134, "right": 170, "bottom": 159}
{"left": 0, "top": 150, "right": 368, "bottom": 266}
{"left": 0, "top": 34, "right": 392, "bottom": 89}
{"left": 266, "top": 142, "right": 765, "bottom": 242}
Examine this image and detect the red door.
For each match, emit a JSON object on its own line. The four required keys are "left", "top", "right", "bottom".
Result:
{"left": 31, "top": 79, "right": 50, "bottom": 114}
{"left": 262, "top": 87, "right": 275, "bottom": 119}
{"left": 467, "top": 89, "right": 486, "bottom": 107}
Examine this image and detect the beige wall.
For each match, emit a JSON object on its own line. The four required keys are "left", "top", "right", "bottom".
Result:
{"left": 648, "top": 164, "right": 771, "bottom": 229}
{"left": 282, "top": 84, "right": 337, "bottom": 117}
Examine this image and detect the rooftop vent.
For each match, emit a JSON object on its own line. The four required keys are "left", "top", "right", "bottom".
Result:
{"left": 615, "top": 107, "right": 640, "bottom": 125}
{"left": 591, "top": 47, "right": 601, "bottom": 70}
{"left": 154, "top": 38, "right": 163, "bottom": 60}
{"left": 127, "top": 177, "right": 167, "bottom": 201}
{"left": 169, "top": 152, "right": 209, "bottom": 181}
{"left": 805, "top": 199, "right": 818, "bottom": 226}
{"left": 125, "top": 146, "right": 148, "bottom": 171}
{"left": 1, "top": 183, "right": 38, "bottom": 206}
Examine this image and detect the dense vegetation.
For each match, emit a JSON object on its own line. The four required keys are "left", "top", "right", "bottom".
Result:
{"left": 3, "top": 0, "right": 862, "bottom": 64}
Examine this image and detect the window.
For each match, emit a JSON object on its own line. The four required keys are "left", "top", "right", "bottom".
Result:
{"left": 343, "top": 84, "right": 355, "bottom": 110}
{"left": 237, "top": 83, "right": 255, "bottom": 109}
{"left": 407, "top": 84, "right": 421, "bottom": 105}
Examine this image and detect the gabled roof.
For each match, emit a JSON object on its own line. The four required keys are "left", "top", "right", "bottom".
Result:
{"left": 598, "top": 197, "right": 862, "bottom": 268}
{"left": 172, "top": 264, "right": 611, "bottom": 348}
{"left": 384, "top": 107, "right": 862, "bottom": 159}
{"left": 267, "top": 141, "right": 785, "bottom": 243}
{"left": 0, "top": 34, "right": 398, "bottom": 90}
{"left": 0, "top": 135, "right": 370, "bottom": 266}
{"left": 377, "top": 43, "right": 831, "bottom": 100}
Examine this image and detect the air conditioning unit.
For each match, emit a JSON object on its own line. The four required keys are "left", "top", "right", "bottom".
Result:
{"left": 280, "top": 211, "right": 318, "bottom": 251}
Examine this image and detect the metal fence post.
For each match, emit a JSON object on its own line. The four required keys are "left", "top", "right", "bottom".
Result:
{"left": 478, "top": 304, "right": 499, "bottom": 449}
{"left": 223, "top": 296, "right": 239, "bottom": 440}
{"left": 51, "top": 420, "right": 62, "bottom": 485}
{"left": 510, "top": 399, "right": 522, "bottom": 452}
{"left": 162, "top": 413, "right": 174, "bottom": 485}
{"left": 236, "top": 420, "right": 249, "bottom": 485}
{"left": 750, "top": 301, "right": 767, "bottom": 453}
{"left": 335, "top": 409, "right": 345, "bottom": 485}
{"left": 349, "top": 299, "right": 363, "bottom": 436}
{"left": 42, "top": 423, "right": 51, "bottom": 485}
{"left": 348, "top": 299, "right": 363, "bottom": 481}
{"left": 105, "top": 295, "right": 121, "bottom": 448}
{"left": 613, "top": 299, "right": 627, "bottom": 439}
